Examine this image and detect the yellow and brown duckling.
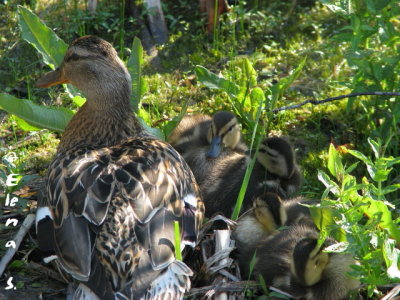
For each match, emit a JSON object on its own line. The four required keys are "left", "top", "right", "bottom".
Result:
{"left": 34, "top": 36, "right": 204, "bottom": 300}
{"left": 200, "top": 136, "right": 302, "bottom": 218}
{"left": 241, "top": 225, "right": 359, "bottom": 300}
{"left": 168, "top": 110, "right": 248, "bottom": 186}
{"left": 254, "top": 225, "right": 360, "bottom": 300}
{"left": 233, "top": 192, "right": 316, "bottom": 250}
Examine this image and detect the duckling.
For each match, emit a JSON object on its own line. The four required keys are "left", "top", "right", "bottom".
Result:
{"left": 255, "top": 136, "right": 302, "bottom": 197}
{"left": 168, "top": 111, "right": 248, "bottom": 185}
{"left": 237, "top": 225, "right": 359, "bottom": 300}
{"left": 233, "top": 192, "right": 315, "bottom": 250}
{"left": 200, "top": 136, "right": 301, "bottom": 218}
{"left": 169, "top": 110, "right": 247, "bottom": 157}
{"left": 35, "top": 36, "right": 204, "bottom": 300}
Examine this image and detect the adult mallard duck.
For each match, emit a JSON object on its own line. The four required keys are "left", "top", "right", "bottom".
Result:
{"left": 34, "top": 36, "right": 204, "bottom": 300}
{"left": 200, "top": 136, "right": 301, "bottom": 218}
{"left": 239, "top": 225, "right": 359, "bottom": 300}
{"left": 168, "top": 110, "right": 248, "bottom": 185}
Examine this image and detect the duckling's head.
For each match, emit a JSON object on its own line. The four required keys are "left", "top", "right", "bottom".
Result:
{"left": 257, "top": 136, "right": 296, "bottom": 178}
{"left": 291, "top": 237, "right": 330, "bottom": 286}
{"left": 36, "top": 36, "right": 131, "bottom": 107}
{"left": 206, "top": 111, "right": 241, "bottom": 158}
{"left": 253, "top": 192, "right": 287, "bottom": 231}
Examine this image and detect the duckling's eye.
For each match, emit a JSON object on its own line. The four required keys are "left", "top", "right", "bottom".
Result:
{"left": 66, "top": 53, "right": 81, "bottom": 62}
{"left": 227, "top": 125, "right": 234, "bottom": 132}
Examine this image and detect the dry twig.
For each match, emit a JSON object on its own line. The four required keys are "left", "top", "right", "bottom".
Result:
{"left": 0, "top": 213, "right": 35, "bottom": 277}
{"left": 272, "top": 91, "right": 400, "bottom": 112}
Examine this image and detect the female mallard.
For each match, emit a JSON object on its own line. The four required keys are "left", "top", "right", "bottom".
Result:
{"left": 200, "top": 136, "right": 301, "bottom": 218}
{"left": 168, "top": 111, "right": 248, "bottom": 185}
{"left": 35, "top": 36, "right": 204, "bottom": 300}
{"left": 238, "top": 225, "right": 359, "bottom": 300}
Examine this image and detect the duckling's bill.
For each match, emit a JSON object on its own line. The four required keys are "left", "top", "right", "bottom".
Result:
{"left": 36, "top": 68, "right": 69, "bottom": 88}
{"left": 207, "top": 136, "right": 222, "bottom": 158}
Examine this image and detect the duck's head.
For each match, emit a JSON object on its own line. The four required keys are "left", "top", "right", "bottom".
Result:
{"left": 36, "top": 36, "right": 131, "bottom": 108}
{"left": 291, "top": 237, "right": 330, "bottom": 286}
{"left": 257, "top": 136, "right": 296, "bottom": 178}
{"left": 206, "top": 111, "right": 241, "bottom": 158}
{"left": 253, "top": 192, "right": 287, "bottom": 232}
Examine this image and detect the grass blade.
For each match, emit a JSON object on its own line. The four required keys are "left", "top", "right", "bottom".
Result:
{"left": 174, "top": 221, "right": 182, "bottom": 261}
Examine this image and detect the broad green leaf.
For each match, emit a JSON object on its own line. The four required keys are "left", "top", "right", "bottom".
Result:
{"left": 18, "top": 5, "right": 67, "bottom": 69}
{"left": 249, "top": 87, "right": 265, "bottom": 120}
{"left": 127, "top": 37, "right": 147, "bottom": 112}
{"left": 328, "top": 143, "right": 344, "bottom": 179}
{"left": 360, "top": 198, "right": 400, "bottom": 243}
{"left": 241, "top": 58, "right": 257, "bottom": 89}
{"left": 195, "top": 65, "right": 240, "bottom": 98}
{"left": 0, "top": 93, "right": 73, "bottom": 132}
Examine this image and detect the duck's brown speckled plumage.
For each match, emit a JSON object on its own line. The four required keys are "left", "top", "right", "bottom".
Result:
{"left": 36, "top": 36, "right": 204, "bottom": 300}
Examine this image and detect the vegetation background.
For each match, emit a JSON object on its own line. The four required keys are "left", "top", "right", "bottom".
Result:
{"left": 0, "top": 0, "right": 399, "bottom": 299}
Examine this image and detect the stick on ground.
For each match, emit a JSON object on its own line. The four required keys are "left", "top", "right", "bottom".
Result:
{"left": 0, "top": 213, "right": 35, "bottom": 277}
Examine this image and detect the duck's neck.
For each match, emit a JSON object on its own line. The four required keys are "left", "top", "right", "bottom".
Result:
{"left": 57, "top": 96, "right": 144, "bottom": 153}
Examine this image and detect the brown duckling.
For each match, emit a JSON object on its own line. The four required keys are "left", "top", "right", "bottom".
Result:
{"left": 255, "top": 136, "right": 302, "bottom": 197}
{"left": 35, "top": 36, "right": 204, "bottom": 300}
{"left": 168, "top": 111, "right": 248, "bottom": 186}
{"left": 233, "top": 192, "right": 316, "bottom": 249}
{"left": 200, "top": 136, "right": 302, "bottom": 218}
{"left": 249, "top": 225, "right": 360, "bottom": 300}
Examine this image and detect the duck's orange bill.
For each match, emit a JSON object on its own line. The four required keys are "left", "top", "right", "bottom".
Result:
{"left": 36, "top": 69, "right": 69, "bottom": 88}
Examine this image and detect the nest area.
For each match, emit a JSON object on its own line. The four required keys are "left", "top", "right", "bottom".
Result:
{"left": 0, "top": 178, "right": 399, "bottom": 300}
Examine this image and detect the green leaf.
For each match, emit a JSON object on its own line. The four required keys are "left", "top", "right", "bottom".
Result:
{"left": 0, "top": 93, "right": 73, "bottom": 132}
{"left": 327, "top": 143, "right": 344, "bottom": 178}
{"left": 382, "top": 184, "right": 400, "bottom": 195}
{"left": 162, "top": 102, "right": 189, "bottom": 139}
{"left": 18, "top": 5, "right": 67, "bottom": 69}
{"left": 71, "top": 95, "right": 86, "bottom": 107}
{"left": 195, "top": 65, "right": 240, "bottom": 98}
{"left": 317, "top": 170, "right": 340, "bottom": 196}
{"left": 361, "top": 198, "right": 400, "bottom": 243}
{"left": 348, "top": 149, "right": 373, "bottom": 166}
{"left": 368, "top": 138, "right": 380, "bottom": 159}
{"left": 249, "top": 87, "right": 265, "bottom": 120}
{"left": 127, "top": 37, "right": 147, "bottom": 112}
{"left": 13, "top": 115, "right": 41, "bottom": 131}
{"left": 382, "top": 238, "right": 400, "bottom": 279}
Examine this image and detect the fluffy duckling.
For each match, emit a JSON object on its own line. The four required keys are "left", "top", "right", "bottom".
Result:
{"left": 255, "top": 136, "right": 302, "bottom": 197}
{"left": 200, "top": 136, "right": 301, "bottom": 218}
{"left": 169, "top": 110, "right": 247, "bottom": 157}
{"left": 35, "top": 36, "right": 204, "bottom": 300}
{"left": 233, "top": 192, "right": 316, "bottom": 249}
{"left": 168, "top": 111, "right": 248, "bottom": 185}
{"left": 249, "top": 225, "right": 360, "bottom": 300}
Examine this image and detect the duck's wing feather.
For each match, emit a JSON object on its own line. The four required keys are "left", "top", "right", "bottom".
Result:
{"left": 46, "top": 136, "right": 203, "bottom": 284}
